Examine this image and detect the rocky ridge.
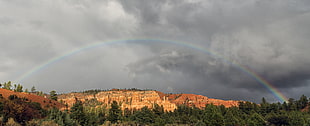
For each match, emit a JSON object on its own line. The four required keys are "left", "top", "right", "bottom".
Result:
{"left": 58, "top": 89, "right": 240, "bottom": 111}
{"left": 0, "top": 88, "right": 64, "bottom": 109}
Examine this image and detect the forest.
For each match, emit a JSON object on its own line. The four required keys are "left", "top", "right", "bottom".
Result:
{"left": 0, "top": 82, "right": 309, "bottom": 126}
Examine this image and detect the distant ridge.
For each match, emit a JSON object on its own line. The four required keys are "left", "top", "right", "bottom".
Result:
{"left": 58, "top": 89, "right": 240, "bottom": 111}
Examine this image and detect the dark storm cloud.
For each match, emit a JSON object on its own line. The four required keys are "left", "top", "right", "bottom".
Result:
{"left": 1, "top": 0, "right": 310, "bottom": 102}
{"left": 120, "top": 0, "right": 310, "bottom": 101}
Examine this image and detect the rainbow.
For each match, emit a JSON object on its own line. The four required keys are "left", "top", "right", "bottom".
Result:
{"left": 14, "top": 39, "right": 288, "bottom": 102}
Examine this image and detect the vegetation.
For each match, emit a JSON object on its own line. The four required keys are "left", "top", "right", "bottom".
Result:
{"left": 18, "top": 95, "right": 308, "bottom": 126}
{"left": 78, "top": 88, "right": 155, "bottom": 94}
{"left": 0, "top": 94, "right": 46, "bottom": 125}
{"left": 49, "top": 90, "right": 58, "bottom": 101}
{"left": 0, "top": 83, "right": 309, "bottom": 125}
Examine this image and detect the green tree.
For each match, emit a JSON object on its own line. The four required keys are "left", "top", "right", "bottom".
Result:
{"left": 195, "top": 121, "right": 206, "bottom": 126}
{"left": 266, "top": 112, "right": 289, "bottom": 126}
{"left": 24, "top": 88, "right": 29, "bottom": 93}
{"left": 31, "top": 86, "right": 36, "bottom": 93}
{"left": 36, "top": 91, "right": 44, "bottom": 96}
{"left": 203, "top": 104, "right": 224, "bottom": 126}
{"left": 15, "top": 84, "right": 23, "bottom": 92}
{"left": 107, "top": 101, "right": 121, "bottom": 123}
{"left": 297, "top": 95, "right": 308, "bottom": 109}
{"left": 152, "top": 103, "right": 164, "bottom": 116}
{"left": 224, "top": 110, "right": 239, "bottom": 126}
{"left": 288, "top": 111, "right": 306, "bottom": 126}
{"left": 49, "top": 90, "right": 57, "bottom": 101}
{"left": 282, "top": 101, "right": 289, "bottom": 111}
{"left": 70, "top": 99, "right": 87, "bottom": 125}
{"left": 130, "top": 106, "right": 155, "bottom": 124}
{"left": 48, "top": 108, "right": 75, "bottom": 126}
{"left": 260, "top": 97, "right": 270, "bottom": 116}
{"left": 3, "top": 81, "right": 12, "bottom": 90}
{"left": 246, "top": 112, "right": 265, "bottom": 126}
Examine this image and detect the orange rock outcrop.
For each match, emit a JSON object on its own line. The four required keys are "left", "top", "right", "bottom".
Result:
{"left": 0, "top": 88, "right": 64, "bottom": 109}
{"left": 164, "top": 93, "right": 239, "bottom": 109}
{"left": 58, "top": 90, "right": 240, "bottom": 111}
{"left": 58, "top": 90, "right": 176, "bottom": 111}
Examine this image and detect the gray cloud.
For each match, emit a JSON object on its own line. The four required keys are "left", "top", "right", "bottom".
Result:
{"left": 0, "top": 0, "right": 309, "bottom": 102}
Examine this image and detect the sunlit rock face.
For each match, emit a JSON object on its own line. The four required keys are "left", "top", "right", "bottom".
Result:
{"left": 0, "top": 88, "right": 64, "bottom": 109}
{"left": 58, "top": 90, "right": 240, "bottom": 111}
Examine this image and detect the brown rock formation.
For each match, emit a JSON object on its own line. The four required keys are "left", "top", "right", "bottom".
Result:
{"left": 58, "top": 90, "right": 240, "bottom": 111}
{"left": 164, "top": 93, "right": 239, "bottom": 109}
{"left": 0, "top": 88, "right": 64, "bottom": 109}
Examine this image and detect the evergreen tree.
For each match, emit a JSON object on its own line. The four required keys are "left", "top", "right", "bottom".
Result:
{"left": 266, "top": 112, "right": 289, "bottom": 126}
{"left": 36, "top": 91, "right": 44, "bottom": 96}
{"left": 269, "top": 103, "right": 280, "bottom": 113}
{"left": 282, "top": 102, "right": 289, "bottom": 111}
{"left": 152, "top": 103, "right": 164, "bottom": 116}
{"left": 288, "top": 98, "right": 297, "bottom": 111}
{"left": 246, "top": 112, "right": 265, "bottom": 126}
{"left": 25, "top": 88, "right": 29, "bottom": 93}
{"left": 194, "top": 120, "right": 206, "bottom": 126}
{"left": 130, "top": 106, "right": 155, "bottom": 124}
{"left": 203, "top": 104, "right": 224, "bottom": 126}
{"left": 49, "top": 90, "right": 57, "bottom": 101}
{"left": 260, "top": 97, "right": 270, "bottom": 116}
{"left": 224, "top": 110, "right": 239, "bottom": 126}
{"left": 31, "top": 86, "right": 36, "bottom": 93}
{"left": 297, "top": 95, "right": 308, "bottom": 109}
{"left": 107, "top": 101, "right": 121, "bottom": 123}
{"left": 70, "top": 99, "right": 87, "bottom": 125}
{"left": 15, "top": 84, "right": 23, "bottom": 92}
{"left": 288, "top": 111, "right": 306, "bottom": 126}
{"left": 3, "top": 81, "right": 12, "bottom": 90}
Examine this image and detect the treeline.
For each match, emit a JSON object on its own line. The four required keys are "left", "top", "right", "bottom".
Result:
{"left": 0, "top": 82, "right": 309, "bottom": 125}
{"left": 61, "top": 96, "right": 309, "bottom": 126}
{"left": 79, "top": 88, "right": 155, "bottom": 95}
{"left": 2, "top": 95, "right": 309, "bottom": 125}
{"left": 0, "top": 81, "right": 58, "bottom": 101}
{"left": 0, "top": 81, "right": 45, "bottom": 96}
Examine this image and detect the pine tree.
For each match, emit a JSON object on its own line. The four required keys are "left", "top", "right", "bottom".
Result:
{"left": 246, "top": 112, "right": 265, "bottom": 126}
{"left": 288, "top": 98, "right": 297, "bottom": 111}
{"left": 298, "top": 95, "right": 308, "bottom": 109}
{"left": 70, "top": 100, "right": 87, "bottom": 125}
{"left": 3, "top": 81, "right": 12, "bottom": 90}
{"left": 131, "top": 106, "right": 155, "bottom": 124}
{"left": 203, "top": 104, "right": 224, "bottom": 126}
{"left": 288, "top": 111, "right": 306, "bottom": 126}
{"left": 49, "top": 90, "right": 57, "bottom": 101}
{"left": 224, "top": 110, "right": 239, "bottom": 126}
{"left": 266, "top": 112, "right": 289, "bottom": 126}
{"left": 31, "top": 86, "right": 36, "bottom": 93}
{"left": 107, "top": 101, "right": 121, "bottom": 123}
{"left": 152, "top": 103, "right": 164, "bottom": 116}
{"left": 15, "top": 84, "right": 23, "bottom": 92}
{"left": 260, "top": 97, "right": 270, "bottom": 115}
{"left": 25, "top": 88, "right": 29, "bottom": 93}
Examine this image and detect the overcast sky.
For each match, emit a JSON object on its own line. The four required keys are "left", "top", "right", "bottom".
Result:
{"left": 1, "top": 0, "right": 310, "bottom": 103}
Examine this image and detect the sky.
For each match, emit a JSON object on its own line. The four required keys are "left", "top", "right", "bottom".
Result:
{"left": 1, "top": 0, "right": 310, "bottom": 103}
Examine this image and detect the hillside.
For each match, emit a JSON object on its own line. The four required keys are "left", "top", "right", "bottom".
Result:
{"left": 0, "top": 88, "right": 309, "bottom": 126}
{"left": 58, "top": 89, "right": 240, "bottom": 111}
{"left": 0, "top": 88, "right": 64, "bottom": 109}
